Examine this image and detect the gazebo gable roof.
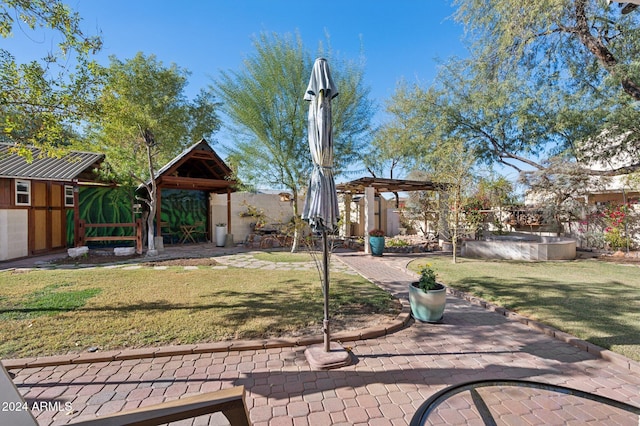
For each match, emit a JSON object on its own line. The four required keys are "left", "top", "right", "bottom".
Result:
{"left": 154, "top": 139, "right": 236, "bottom": 192}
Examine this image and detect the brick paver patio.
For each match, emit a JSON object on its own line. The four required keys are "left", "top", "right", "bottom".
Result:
{"left": 2, "top": 247, "right": 640, "bottom": 425}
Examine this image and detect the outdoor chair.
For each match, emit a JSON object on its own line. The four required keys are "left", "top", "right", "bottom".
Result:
{"left": 1, "top": 363, "right": 251, "bottom": 425}
{"left": 192, "top": 221, "right": 208, "bottom": 242}
{"left": 160, "top": 221, "right": 179, "bottom": 245}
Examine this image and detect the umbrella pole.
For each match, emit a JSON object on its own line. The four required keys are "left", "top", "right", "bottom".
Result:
{"left": 322, "top": 230, "right": 330, "bottom": 352}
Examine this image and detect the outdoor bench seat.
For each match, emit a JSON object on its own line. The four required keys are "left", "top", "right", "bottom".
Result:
{"left": 1, "top": 363, "right": 251, "bottom": 425}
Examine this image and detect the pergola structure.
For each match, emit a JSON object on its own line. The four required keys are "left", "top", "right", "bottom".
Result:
{"left": 336, "top": 177, "right": 447, "bottom": 254}
{"left": 150, "top": 139, "right": 236, "bottom": 239}
{"left": 336, "top": 177, "right": 446, "bottom": 194}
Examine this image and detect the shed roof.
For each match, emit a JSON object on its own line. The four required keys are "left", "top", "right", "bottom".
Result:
{"left": 0, "top": 143, "right": 104, "bottom": 181}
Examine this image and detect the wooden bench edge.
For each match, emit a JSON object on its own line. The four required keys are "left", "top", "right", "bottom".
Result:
{"left": 69, "top": 385, "right": 250, "bottom": 426}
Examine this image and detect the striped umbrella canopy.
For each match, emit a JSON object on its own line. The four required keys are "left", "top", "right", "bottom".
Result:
{"left": 302, "top": 58, "right": 339, "bottom": 233}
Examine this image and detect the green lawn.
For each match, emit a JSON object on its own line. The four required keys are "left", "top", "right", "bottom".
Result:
{"left": 409, "top": 257, "right": 640, "bottom": 362}
{"left": 0, "top": 266, "right": 397, "bottom": 358}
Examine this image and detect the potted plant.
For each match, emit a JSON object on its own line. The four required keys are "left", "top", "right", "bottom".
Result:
{"left": 215, "top": 223, "right": 227, "bottom": 247}
{"left": 368, "top": 229, "right": 385, "bottom": 256}
{"left": 408, "top": 264, "right": 446, "bottom": 322}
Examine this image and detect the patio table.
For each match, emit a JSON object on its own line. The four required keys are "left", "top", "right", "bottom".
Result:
{"left": 179, "top": 222, "right": 202, "bottom": 244}
{"left": 410, "top": 379, "right": 640, "bottom": 425}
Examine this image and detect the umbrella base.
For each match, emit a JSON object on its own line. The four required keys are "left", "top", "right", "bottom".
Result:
{"left": 304, "top": 342, "right": 351, "bottom": 370}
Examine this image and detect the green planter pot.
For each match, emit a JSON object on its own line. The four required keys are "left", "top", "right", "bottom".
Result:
{"left": 408, "top": 282, "right": 446, "bottom": 323}
{"left": 369, "top": 236, "right": 385, "bottom": 256}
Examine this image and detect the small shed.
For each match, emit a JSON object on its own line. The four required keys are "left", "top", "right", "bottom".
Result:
{"left": 0, "top": 143, "right": 104, "bottom": 260}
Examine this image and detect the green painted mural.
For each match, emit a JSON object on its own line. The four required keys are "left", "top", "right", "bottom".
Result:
{"left": 160, "top": 189, "right": 208, "bottom": 244}
{"left": 65, "top": 187, "right": 208, "bottom": 246}
{"left": 65, "top": 186, "right": 137, "bottom": 247}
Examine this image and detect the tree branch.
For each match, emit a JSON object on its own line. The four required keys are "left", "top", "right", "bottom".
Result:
{"left": 573, "top": 0, "right": 640, "bottom": 100}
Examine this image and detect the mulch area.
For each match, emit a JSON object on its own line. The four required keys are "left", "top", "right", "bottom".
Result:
{"left": 141, "top": 258, "right": 220, "bottom": 267}
{"left": 53, "top": 253, "right": 142, "bottom": 265}
{"left": 53, "top": 253, "right": 219, "bottom": 267}
{"left": 597, "top": 251, "right": 640, "bottom": 265}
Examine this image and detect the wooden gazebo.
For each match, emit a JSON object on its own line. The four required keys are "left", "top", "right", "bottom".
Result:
{"left": 151, "top": 139, "right": 236, "bottom": 239}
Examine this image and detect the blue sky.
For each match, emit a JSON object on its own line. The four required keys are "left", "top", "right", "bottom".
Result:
{"left": 7, "top": 1, "right": 474, "bottom": 178}
{"left": 71, "top": 1, "right": 467, "bottom": 101}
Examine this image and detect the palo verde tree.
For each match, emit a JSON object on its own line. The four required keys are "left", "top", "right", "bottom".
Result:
{"left": 362, "top": 81, "right": 427, "bottom": 180}
{"left": 215, "top": 32, "right": 374, "bottom": 252}
{"left": 362, "top": 81, "right": 429, "bottom": 208}
{"left": 83, "top": 52, "right": 220, "bottom": 254}
{"left": 0, "top": 0, "right": 102, "bottom": 156}
{"left": 519, "top": 156, "right": 610, "bottom": 235}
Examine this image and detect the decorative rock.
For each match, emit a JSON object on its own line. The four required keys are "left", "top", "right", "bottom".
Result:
{"left": 114, "top": 247, "right": 136, "bottom": 256}
{"left": 68, "top": 246, "right": 89, "bottom": 258}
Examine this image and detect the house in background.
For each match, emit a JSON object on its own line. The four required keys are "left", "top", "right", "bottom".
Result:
{"left": 0, "top": 143, "right": 104, "bottom": 260}
{"left": 583, "top": 165, "right": 640, "bottom": 207}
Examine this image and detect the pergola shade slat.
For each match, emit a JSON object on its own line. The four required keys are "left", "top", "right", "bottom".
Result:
{"left": 336, "top": 177, "right": 447, "bottom": 194}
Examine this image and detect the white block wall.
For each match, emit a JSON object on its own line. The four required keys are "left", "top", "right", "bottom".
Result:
{"left": 0, "top": 209, "right": 28, "bottom": 260}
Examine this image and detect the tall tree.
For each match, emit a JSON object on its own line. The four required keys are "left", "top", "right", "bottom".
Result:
{"left": 362, "top": 81, "right": 433, "bottom": 208}
{"left": 0, "top": 0, "right": 102, "bottom": 155}
{"left": 374, "top": 80, "right": 481, "bottom": 260}
{"left": 84, "top": 52, "right": 220, "bottom": 254}
{"left": 215, "top": 32, "right": 374, "bottom": 251}
{"left": 450, "top": 0, "right": 640, "bottom": 174}
{"left": 362, "top": 82, "right": 427, "bottom": 177}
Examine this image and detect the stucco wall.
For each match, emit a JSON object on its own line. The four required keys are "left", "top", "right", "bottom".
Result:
{"left": 462, "top": 237, "right": 576, "bottom": 261}
{"left": 210, "top": 192, "right": 300, "bottom": 243}
{"left": 0, "top": 209, "right": 28, "bottom": 260}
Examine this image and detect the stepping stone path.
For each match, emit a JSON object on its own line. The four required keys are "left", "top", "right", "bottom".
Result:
{"left": 214, "top": 252, "right": 358, "bottom": 275}
{"left": 12, "top": 251, "right": 359, "bottom": 274}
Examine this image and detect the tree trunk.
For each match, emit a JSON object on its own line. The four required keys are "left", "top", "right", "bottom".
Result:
{"left": 144, "top": 130, "right": 158, "bottom": 256}
{"left": 290, "top": 188, "right": 300, "bottom": 253}
{"left": 452, "top": 186, "right": 460, "bottom": 264}
{"left": 438, "top": 191, "right": 451, "bottom": 243}
{"left": 146, "top": 194, "right": 156, "bottom": 254}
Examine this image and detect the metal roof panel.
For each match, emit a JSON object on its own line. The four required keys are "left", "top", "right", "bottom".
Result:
{"left": 0, "top": 144, "right": 104, "bottom": 181}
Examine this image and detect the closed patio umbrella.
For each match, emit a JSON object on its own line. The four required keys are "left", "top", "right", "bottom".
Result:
{"left": 302, "top": 58, "right": 340, "bottom": 233}
{"left": 302, "top": 58, "right": 349, "bottom": 368}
